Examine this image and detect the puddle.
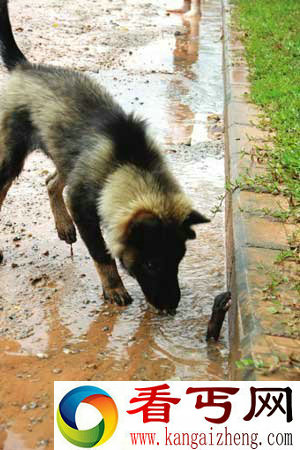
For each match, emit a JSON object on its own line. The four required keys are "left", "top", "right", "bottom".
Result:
{"left": 2, "top": 432, "right": 27, "bottom": 450}
{"left": 0, "top": 0, "right": 227, "bottom": 448}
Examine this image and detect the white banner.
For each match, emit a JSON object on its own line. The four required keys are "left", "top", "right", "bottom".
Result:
{"left": 54, "top": 381, "right": 299, "bottom": 449}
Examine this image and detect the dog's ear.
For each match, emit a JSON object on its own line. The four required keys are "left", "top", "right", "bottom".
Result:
{"left": 125, "top": 211, "right": 161, "bottom": 247}
{"left": 182, "top": 210, "right": 210, "bottom": 240}
{"left": 184, "top": 210, "right": 210, "bottom": 226}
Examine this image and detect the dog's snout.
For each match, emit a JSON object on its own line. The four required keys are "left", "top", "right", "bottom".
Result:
{"left": 145, "top": 280, "right": 181, "bottom": 312}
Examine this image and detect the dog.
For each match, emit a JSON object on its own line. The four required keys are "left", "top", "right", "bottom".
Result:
{"left": 0, "top": 0, "right": 210, "bottom": 312}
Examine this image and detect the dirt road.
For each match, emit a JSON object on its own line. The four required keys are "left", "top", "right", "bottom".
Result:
{"left": 0, "top": 1, "right": 226, "bottom": 448}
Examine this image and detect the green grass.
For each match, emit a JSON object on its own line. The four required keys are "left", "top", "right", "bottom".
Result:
{"left": 232, "top": 0, "right": 300, "bottom": 209}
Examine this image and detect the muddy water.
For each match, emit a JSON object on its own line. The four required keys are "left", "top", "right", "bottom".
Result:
{"left": 0, "top": 0, "right": 226, "bottom": 448}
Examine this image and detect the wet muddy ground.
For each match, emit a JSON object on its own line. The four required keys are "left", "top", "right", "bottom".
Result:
{"left": 0, "top": 0, "right": 226, "bottom": 448}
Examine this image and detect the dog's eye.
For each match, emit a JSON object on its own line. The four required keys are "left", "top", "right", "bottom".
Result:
{"left": 144, "top": 260, "right": 160, "bottom": 274}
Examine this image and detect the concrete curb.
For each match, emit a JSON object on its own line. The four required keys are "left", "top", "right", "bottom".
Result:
{"left": 222, "top": 0, "right": 299, "bottom": 380}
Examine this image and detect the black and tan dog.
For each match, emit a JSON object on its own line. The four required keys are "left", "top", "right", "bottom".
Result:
{"left": 0, "top": 0, "right": 210, "bottom": 312}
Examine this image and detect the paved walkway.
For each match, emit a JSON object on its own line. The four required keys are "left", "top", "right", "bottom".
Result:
{"left": 223, "top": 0, "right": 300, "bottom": 381}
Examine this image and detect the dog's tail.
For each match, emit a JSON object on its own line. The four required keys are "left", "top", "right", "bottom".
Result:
{"left": 0, "top": 0, "right": 27, "bottom": 70}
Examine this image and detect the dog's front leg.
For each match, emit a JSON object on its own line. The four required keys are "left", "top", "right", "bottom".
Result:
{"left": 94, "top": 258, "right": 133, "bottom": 306}
{"left": 68, "top": 190, "right": 132, "bottom": 306}
{"left": 75, "top": 220, "right": 132, "bottom": 307}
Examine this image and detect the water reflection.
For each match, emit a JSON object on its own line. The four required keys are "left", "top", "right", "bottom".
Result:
{"left": 164, "top": 1, "right": 201, "bottom": 145}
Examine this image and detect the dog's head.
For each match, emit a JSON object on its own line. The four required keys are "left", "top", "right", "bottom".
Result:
{"left": 120, "top": 209, "right": 210, "bottom": 312}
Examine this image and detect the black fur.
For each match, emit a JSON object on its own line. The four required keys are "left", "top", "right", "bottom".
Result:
{"left": 124, "top": 219, "right": 186, "bottom": 311}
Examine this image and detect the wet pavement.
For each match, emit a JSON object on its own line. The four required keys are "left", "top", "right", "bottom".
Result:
{"left": 0, "top": 0, "right": 226, "bottom": 448}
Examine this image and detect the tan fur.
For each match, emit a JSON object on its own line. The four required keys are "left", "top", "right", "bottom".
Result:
{"left": 70, "top": 135, "right": 116, "bottom": 186}
{"left": 5, "top": 66, "right": 114, "bottom": 117}
{"left": 2, "top": 67, "right": 116, "bottom": 182}
{"left": 2, "top": 68, "right": 194, "bottom": 261}
{"left": 98, "top": 164, "right": 193, "bottom": 258}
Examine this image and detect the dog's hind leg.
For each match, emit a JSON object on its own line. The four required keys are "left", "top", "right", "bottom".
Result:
{"left": 0, "top": 108, "right": 33, "bottom": 261}
{"left": 68, "top": 184, "right": 132, "bottom": 306}
{"left": 46, "top": 171, "right": 76, "bottom": 244}
{"left": 0, "top": 111, "right": 31, "bottom": 201}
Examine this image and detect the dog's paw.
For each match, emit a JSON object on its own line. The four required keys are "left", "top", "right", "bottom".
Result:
{"left": 103, "top": 286, "right": 133, "bottom": 306}
{"left": 57, "top": 223, "right": 77, "bottom": 244}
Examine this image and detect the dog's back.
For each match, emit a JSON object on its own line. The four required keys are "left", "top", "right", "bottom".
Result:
{"left": 3, "top": 62, "right": 124, "bottom": 176}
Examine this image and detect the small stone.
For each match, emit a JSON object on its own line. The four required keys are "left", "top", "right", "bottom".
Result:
{"left": 21, "top": 401, "right": 37, "bottom": 411}
{"left": 36, "top": 352, "right": 48, "bottom": 359}
{"left": 63, "top": 348, "right": 71, "bottom": 354}
{"left": 29, "top": 402, "right": 38, "bottom": 409}
{"left": 86, "top": 363, "right": 98, "bottom": 369}
{"left": 31, "top": 417, "right": 43, "bottom": 425}
{"left": 52, "top": 368, "right": 62, "bottom": 374}
{"left": 37, "top": 439, "right": 49, "bottom": 447}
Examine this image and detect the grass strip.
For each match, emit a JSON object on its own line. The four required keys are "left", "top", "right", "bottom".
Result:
{"left": 232, "top": 0, "right": 300, "bottom": 211}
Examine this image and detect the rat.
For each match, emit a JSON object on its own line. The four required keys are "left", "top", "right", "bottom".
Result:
{"left": 206, "top": 291, "right": 232, "bottom": 341}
